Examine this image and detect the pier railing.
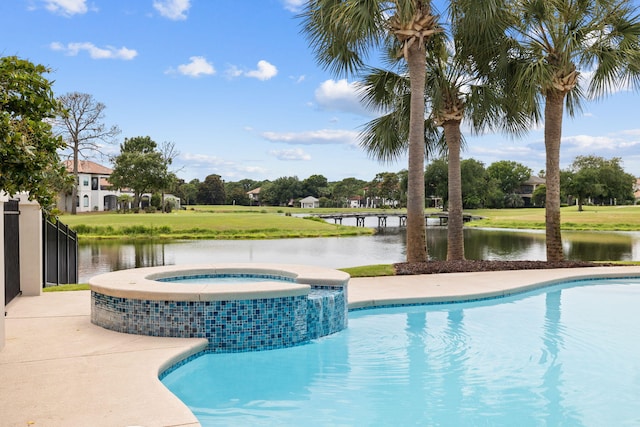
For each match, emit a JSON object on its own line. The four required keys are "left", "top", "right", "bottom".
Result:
{"left": 313, "top": 212, "right": 483, "bottom": 227}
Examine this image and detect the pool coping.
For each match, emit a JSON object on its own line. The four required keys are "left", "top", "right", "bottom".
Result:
{"left": 3, "top": 265, "right": 640, "bottom": 426}
{"left": 89, "top": 263, "right": 350, "bottom": 301}
{"left": 348, "top": 265, "right": 640, "bottom": 310}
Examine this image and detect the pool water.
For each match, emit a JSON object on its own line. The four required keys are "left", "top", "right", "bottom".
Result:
{"left": 161, "top": 278, "right": 640, "bottom": 426}
{"left": 157, "top": 273, "right": 295, "bottom": 285}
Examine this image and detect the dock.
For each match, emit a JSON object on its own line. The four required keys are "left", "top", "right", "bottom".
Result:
{"left": 314, "top": 212, "right": 483, "bottom": 227}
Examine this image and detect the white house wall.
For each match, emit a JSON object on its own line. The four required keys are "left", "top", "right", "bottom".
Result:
{"left": 63, "top": 172, "right": 121, "bottom": 212}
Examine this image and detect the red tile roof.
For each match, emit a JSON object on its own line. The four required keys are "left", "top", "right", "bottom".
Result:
{"left": 63, "top": 160, "right": 113, "bottom": 175}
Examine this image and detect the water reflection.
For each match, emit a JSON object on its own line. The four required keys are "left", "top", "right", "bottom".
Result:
{"left": 79, "top": 228, "right": 640, "bottom": 282}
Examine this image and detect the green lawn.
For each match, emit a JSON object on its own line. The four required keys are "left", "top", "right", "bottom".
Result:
{"left": 59, "top": 209, "right": 375, "bottom": 239}
{"left": 467, "top": 205, "right": 640, "bottom": 231}
{"left": 58, "top": 204, "right": 640, "bottom": 240}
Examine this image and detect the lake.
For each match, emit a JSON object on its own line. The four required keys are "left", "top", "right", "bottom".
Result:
{"left": 78, "top": 226, "right": 640, "bottom": 283}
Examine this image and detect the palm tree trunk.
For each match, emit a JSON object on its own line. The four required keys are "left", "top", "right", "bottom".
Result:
{"left": 544, "top": 91, "right": 565, "bottom": 262}
{"left": 405, "top": 43, "right": 428, "bottom": 263}
{"left": 444, "top": 121, "right": 464, "bottom": 260}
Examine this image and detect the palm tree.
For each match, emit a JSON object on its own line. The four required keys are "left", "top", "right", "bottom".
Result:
{"left": 359, "top": 37, "right": 530, "bottom": 260}
{"left": 455, "top": 0, "right": 640, "bottom": 262}
{"left": 300, "top": 0, "right": 441, "bottom": 263}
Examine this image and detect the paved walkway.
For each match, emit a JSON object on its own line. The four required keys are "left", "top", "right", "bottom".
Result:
{"left": 1, "top": 266, "right": 639, "bottom": 427}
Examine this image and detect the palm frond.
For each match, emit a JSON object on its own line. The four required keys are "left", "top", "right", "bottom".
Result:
{"left": 358, "top": 112, "right": 409, "bottom": 162}
{"left": 299, "top": 0, "right": 387, "bottom": 77}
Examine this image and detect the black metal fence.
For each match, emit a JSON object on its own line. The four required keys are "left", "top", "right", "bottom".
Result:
{"left": 4, "top": 200, "right": 21, "bottom": 304}
{"left": 43, "top": 216, "right": 78, "bottom": 286}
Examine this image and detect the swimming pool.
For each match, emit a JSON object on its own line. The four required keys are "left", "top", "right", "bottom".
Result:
{"left": 161, "top": 277, "right": 640, "bottom": 426}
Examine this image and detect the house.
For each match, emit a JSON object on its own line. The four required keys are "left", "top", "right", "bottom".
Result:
{"left": 300, "top": 196, "right": 320, "bottom": 209}
{"left": 59, "top": 160, "right": 121, "bottom": 212}
{"left": 162, "top": 194, "right": 181, "bottom": 210}
{"left": 517, "top": 175, "right": 546, "bottom": 207}
{"left": 634, "top": 178, "right": 640, "bottom": 203}
{"left": 58, "top": 160, "right": 180, "bottom": 212}
{"left": 348, "top": 196, "right": 363, "bottom": 208}
{"left": 247, "top": 187, "right": 261, "bottom": 206}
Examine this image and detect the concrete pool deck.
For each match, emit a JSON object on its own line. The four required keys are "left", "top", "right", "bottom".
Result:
{"left": 1, "top": 265, "right": 640, "bottom": 427}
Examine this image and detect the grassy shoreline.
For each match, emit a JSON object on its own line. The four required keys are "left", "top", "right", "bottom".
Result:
{"left": 60, "top": 209, "right": 375, "bottom": 240}
{"left": 466, "top": 205, "right": 640, "bottom": 231}
{"left": 58, "top": 204, "right": 640, "bottom": 241}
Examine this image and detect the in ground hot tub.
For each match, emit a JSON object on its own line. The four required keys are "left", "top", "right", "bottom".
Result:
{"left": 90, "top": 264, "right": 349, "bottom": 352}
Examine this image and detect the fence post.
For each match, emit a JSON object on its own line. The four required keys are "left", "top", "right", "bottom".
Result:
{"left": 17, "top": 197, "right": 42, "bottom": 296}
{"left": 1, "top": 198, "right": 5, "bottom": 351}
{"left": 55, "top": 217, "right": 60, "bottom": 286}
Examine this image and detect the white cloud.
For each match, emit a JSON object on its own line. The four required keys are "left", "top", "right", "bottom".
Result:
{"left": 282, "top": 0, "right": 305, "bottom": 12}
{"left": 315, "top": 79, "right": 370, "bottom": 116}
{"left": 225, "top": 65, "right": 243, "bottom": 79}
{"left": 618, "top": 129, "right": 640, "bottom": 137}
{"left": 471, "top": 145, "right": 537, "bottom": 156}
{"left": 261, "top": 129, "right": 359, "bottom": 147}
{"left": 268, "top": 148, "right": 312, "bottom": 161}
{"left": 562, "top": 134, "right": 618, "bottom": 150}
{"left": 50, "top": 42, "right": 137, "bottom": 60}
{"left": 290, "top": 75, "right": 306, "bottom": 84}
{"left": 225, "top": 60, "right": 278, "bottom": 81}
{"left": 181, "top": 153, "right": 231, "bottom": 166}
{"left": 180, "top": 153, "right": 269, "bottom": 178}
{"left": 43, "top": 0, "right": 87, "bottom": 16}
{"left": 245, "top": 60, "right": 278, "bottom": 81}
{"left": 153, "top": 0, "right": 190, "bottom": 20}
{"left": 561, "top": 132, "right": 640, "bottom": 165}
{"left": 176, "top": 56, "right": 215, "bottom": 77}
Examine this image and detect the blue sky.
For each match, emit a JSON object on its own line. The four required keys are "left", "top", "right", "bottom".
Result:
{"left": 3, "top": 0, "right": 639, "bottom": 183}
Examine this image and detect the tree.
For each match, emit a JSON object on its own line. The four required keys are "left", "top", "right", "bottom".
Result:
{"left": 423, "top": 37, "right": 530, "bottom": 259}
{"left": 176, "top": 178, "right": 199, "bottom": 206}
{"left": 487, "top": 160, "right": 532, "bottom": 195}
{"left": 197, "top": 174, "right": 225, "bottom": 205}
{"left": 109, "top": 136, "right": 165, "bottom": 207}
{"left": 331, "top": 177, "right": 367, "bottom": 207}
{"left": 456, "top": 0, "right": 640, "bottom": 261}
{"left": 302, "top": 174, "right": 329, "bottom": 198}
{"left": 224, "top": 181, "right": 251, "bottom": 206}
{"left": 564, "top": 168, "right": 598, "bottom": 212}
{"left": 368, "top": 172, "right": 401, "bottom": 207}
{"left": 117, "top": 194, "right": 133, "bottom": 212}
{"left": 55, "top": 92, "right": 120, "bottom": 214}
{"left": 424, "top": 158, "right": 448, "bottom": 206}
{"left": 566, "top": 155, "right": 635, "bottom": 210}
{"left": 532, "top": 184, "right": 546, "bottom": 207}
{"left": 0, "top": 56, "right": 66, "bottom": 209}
{"left": 595, "top": 158, "right": 636, "bottom": 204}
{"left": 237, "top": 179, "right": 260, "bottom": 192}
{"left": 460, "top": 159, "right": 489, "bottom": 209}
{"left": 301, "top": 0, "right": 442, "bottom": 262}
{"left": 158, "top": 141, "right": 180, "bottom": 212}
{"left": 260, "top": 176, "right": 302, "bottom": 206}
{"left": 359, "top": 31, "right": 530, "bottom": 260}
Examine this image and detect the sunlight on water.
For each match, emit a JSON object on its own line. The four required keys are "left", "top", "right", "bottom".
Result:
{"left": 162, "top": 278, "right": 640, "bottom": 426}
